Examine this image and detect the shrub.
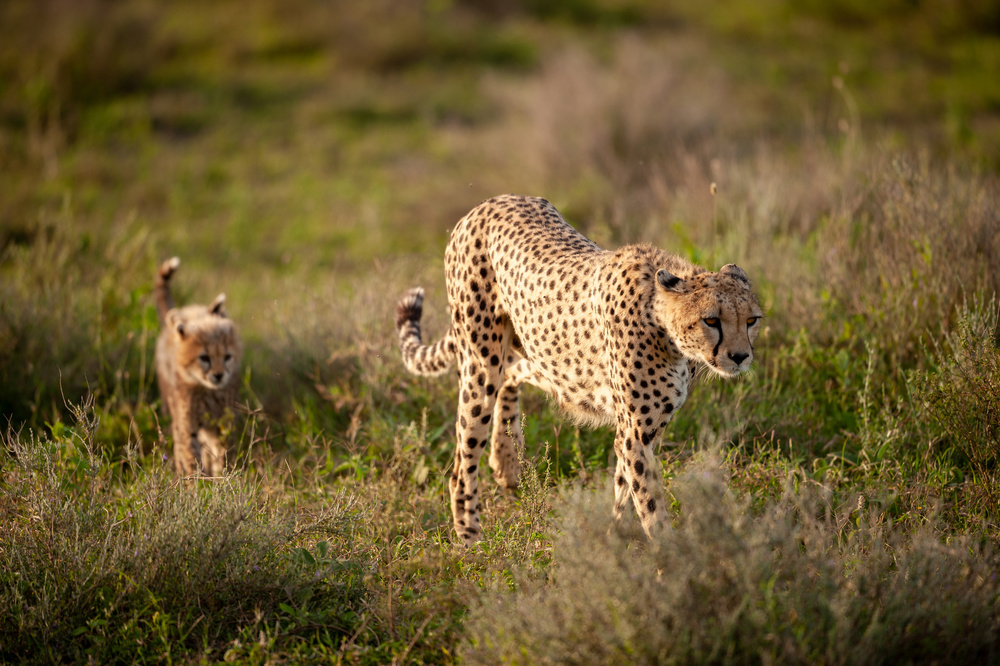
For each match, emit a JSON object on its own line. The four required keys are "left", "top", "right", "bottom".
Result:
{"left": 463, "top": 452, "right": 1000, "bottom": 664}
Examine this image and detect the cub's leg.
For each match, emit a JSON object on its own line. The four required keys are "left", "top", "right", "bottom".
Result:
{"left": 197, "top": 428, "right": 226, "bottom": 477}
{"left": 172, "top": 409, "right": 201, "bottom": 477}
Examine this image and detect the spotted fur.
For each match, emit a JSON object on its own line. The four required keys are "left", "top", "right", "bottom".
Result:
{"left": 155, "top": 257, "right": 242, "bottom": 477}
{"left": 396, "top": 195, "right": 763, "bottom": 545}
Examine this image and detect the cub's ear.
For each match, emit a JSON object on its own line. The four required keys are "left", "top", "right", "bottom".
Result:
{"left": 719, "top": 264, "right": 750, "bottom": 286}
{"left": 209, "top": 293, "right": 227, "bottom": 318}
{"left": 656, "top": 269, "right": 684, "bottom": 293}
{"left": 166, "top": 311, "right": 186, "bottom": 338}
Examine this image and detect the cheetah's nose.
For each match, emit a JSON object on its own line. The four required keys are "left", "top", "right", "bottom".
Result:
{"left": 728, "top": 351, "right": 749, "bottom": 366}
{"left": 212, "top": 372, "right": 224, "bottom": 383}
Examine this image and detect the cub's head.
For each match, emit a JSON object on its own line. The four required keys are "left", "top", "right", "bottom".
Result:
{"left": 653, "top": 264, "right": 763, "bottom": 378}
{"left": 167, "top": 294, "right": 243, "bottom": 390}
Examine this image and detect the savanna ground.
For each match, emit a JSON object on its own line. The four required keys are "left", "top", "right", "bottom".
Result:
{"left": 3, "top": 0, "right": 1000, "bottom": 663}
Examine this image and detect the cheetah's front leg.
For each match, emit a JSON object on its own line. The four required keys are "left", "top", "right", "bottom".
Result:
{"left": 612, "top": 454, "right": 632, "bottom": 523}
{"left": 613, "top": 419, "right": 668, "bottom": 537}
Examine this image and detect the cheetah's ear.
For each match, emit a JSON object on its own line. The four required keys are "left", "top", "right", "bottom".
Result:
{"left": 656, "top": 269, "right": 684, "bottom": 293}
{"left": 209, "top": 293, "right": 227, "bottom": 318}
{"left": 719, "top": 264, "right": 750, "bottom": 286}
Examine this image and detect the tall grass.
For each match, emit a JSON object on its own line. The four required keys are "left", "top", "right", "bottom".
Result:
{"left": 917, "top": 295, "right": 1000, "bottom": 515}
{"left": 0, "top": 201, "right": 160, "bottom": 425}
{"left": 0, "top": 398, "right": 371, "bottom": 663}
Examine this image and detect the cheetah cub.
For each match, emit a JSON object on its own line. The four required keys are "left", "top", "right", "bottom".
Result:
{"left": 397, "top": 195, "right": 763, "bottom": 546}
{"left": 154, "top": 257, "right": 242, "bottom": 477}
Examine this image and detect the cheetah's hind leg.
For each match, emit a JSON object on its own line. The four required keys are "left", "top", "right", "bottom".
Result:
{"left": 489, "top": 356, "right": 534, "bottom": 490}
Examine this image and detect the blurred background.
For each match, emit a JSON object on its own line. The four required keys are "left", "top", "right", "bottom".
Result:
{"left": 1, "top": 0, "right": 998, "bottom": 437}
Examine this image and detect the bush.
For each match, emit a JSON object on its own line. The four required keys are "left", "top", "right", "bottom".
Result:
{"left": 463, "top": 452, "right": 1000, "bottom": 664}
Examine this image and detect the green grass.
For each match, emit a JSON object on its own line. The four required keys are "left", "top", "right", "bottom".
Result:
{"left": 2, "top": 0, "right": 1000, "bottom": 662}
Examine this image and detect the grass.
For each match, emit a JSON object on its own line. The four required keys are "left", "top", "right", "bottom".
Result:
{"left": 1, "top": 398, "right": 369, "bottom": 663}
{"left": 2, "top": 0, "right": 1000, "bottom": 662}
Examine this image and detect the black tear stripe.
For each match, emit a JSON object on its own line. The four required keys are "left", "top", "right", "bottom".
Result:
{"left": 711, "top": 321, "right": 723, "bottom": 360}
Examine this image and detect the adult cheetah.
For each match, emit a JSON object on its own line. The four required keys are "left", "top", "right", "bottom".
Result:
{"left": 396, "top": 195, "right": 763, "bottom": 546}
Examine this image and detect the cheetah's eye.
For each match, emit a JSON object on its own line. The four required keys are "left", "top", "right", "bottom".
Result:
{"left": 703, "top": 317, "right": 720, "bottom": 327}
{"left": 224, "top": 353, "right": 232, "bottom": 362}
{"left": 198, "top": 353, "right": 210, "bottom": 364}
{"left": 747, "top": 317, "right": 759, "bottom": 327}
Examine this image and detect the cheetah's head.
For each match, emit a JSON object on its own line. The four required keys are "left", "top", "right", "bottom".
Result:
{"left": 167, "top": 294, "right": 243, "bottom": 390}
{"left": 653, "top": 264, "right": 763, "bottom": 378}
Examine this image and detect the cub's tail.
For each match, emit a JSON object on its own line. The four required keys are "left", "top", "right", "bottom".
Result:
{"left": 396, "top": 288, "right": 456, "bottom": 376}
{"left": 155, "top": 257, "right": 180, "bottom": 324}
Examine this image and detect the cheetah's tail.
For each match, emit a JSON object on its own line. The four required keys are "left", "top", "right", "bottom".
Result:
{"left": 396, "top": 287, "right": 456, "bottom": 377}
{"left": 155, "top": 256, "right": 181, "bottom": 324}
